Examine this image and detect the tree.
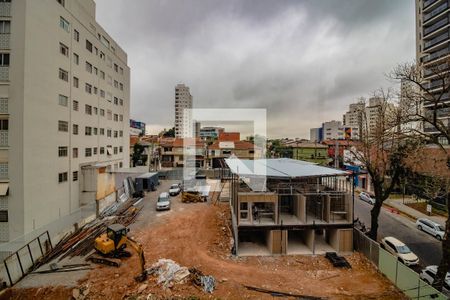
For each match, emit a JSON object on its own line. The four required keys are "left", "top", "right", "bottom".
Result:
{"left": 390, "top": 59, "right": 450, "bottom": 291}
{"left": 348, "top": 89, "right": 415, "bottom": 240}
{"left": 131, "top": 143, "right": 146, "bottom": 167}
{"left": 162, "top": 127, "right": 175, "bottom": 138}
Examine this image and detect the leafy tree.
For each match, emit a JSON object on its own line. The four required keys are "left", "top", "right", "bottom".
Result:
{"left": 131, "top": 143, "right": 146, "bottom": 167}
{"left": 163, "top": 127, "right": 175, "bottom": 138}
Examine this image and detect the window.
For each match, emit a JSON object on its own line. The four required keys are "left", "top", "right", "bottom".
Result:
{"left": 119, "top": 146, "right": 123, "bottom": 153}
{"left": 57, "top": 0, "right": 65, "bottom": 7}
{"left": 85, "top": 148, "right": 92, "bottom": 157}
{"left": 85, "top": 104, "right": 92, "bottom": 115}
{"left": 73, "top": 76, "right": 79, "bottom": 88}
{"left": 100, "top": 51, "right": 105, "bottom": 60}
{"left": 0, "top": 53, "right": 9, "bottom": 66}
{"left": 100, "top": 90, "right": 105, "bottom": 98}
{"left": 85, "top": 83, "right": 92, "bottom": 94}
{"left": 100, "top": 128, "right": 104, "bottom": 135}
{"left": 73, "top": 100, "right": 78, "bottom": 111}
{"left": 59, "top": 43, "right": 69, "bottom": 57}
{"left": 119, "top": 98, "right": 123, "bottom": 106}
{"left": 85, "top": 61, "right": 92, "bottom": 73}
{"left": 73, "top": 53, "right": 79, "bottom": 65}
{"left": 114, "top": 97, "right": 118, "bottom": 105}
{"left": 73, "top": 29, "right": 79, "bottom": 42}
{"left": 0, "top": 21, "right": 11, "bottom": 34}
{"left": 58, "top": 120, "right": 68, "bottom": 132}
{"left": 114, "top": 147, "right": 118, "bottom": 154}
{"left": 100, "top": 147, "right": 105, "bottom": 154}
{"left": 119, "top": 114, "right": 123, "bottom": 122}
{"left": 73, "top": 147, "right": 78, "bottom": 158}
{"left": 73, "top": 124, "right": 78, "bottom": 135}
{"left": 58, "top": 172, "right": 68, "bottom": 183}
{"left": 114, "top": 80, "right": 118, "bottom": 88}
{"left": 119, "top": 162, "right": 123, "bottom": 168}
{"left": 86, "top": 39, "right": 93, "bottom": 52}
{"left": 119, "top": 130, "right": 123, "bottom": 137}
{"left": 58, "top": 94, "right": 68, "bottom": 106}
{"left": 93, "top": 86, "right": 98, "bottom": 94}
{"left": 107, "top": 110, "right": 112, "bottom": 120}
{"left": 107, "top": 129, "right": 111, "bottom": 137}
{"left": 59, "top": 17, "right": 70, "bottom": 32}
{"left": 0, "top": 119, "right": 8, "bottom": 130}
{"left": 100, "top": 109, "right": 105, "bottom": 116}
{"left": 73, "top": 171, "right": 78, "bottom": 181}
{"left": 100, "top": 70, "right": 105, "bottom": 79}
{"left": 0, "top": 210, "right": 7, "bottom": 222}
{"left": 93, "top": 147, "right": 97, "bottom": 155}
{"left": 94, "top": 47, "right": 98, "bottom": 55}
{"left": 93, "top": 107, "right": 98, "bottom": 115}
{"left": 114, "top": 64, "right": 118, "bottom": 72}
{"left": 119, "top": 83, "right": 123, "bottom": 91}
{"left": 114, "top": 130, "right": 118, "bottom": 138}
{"left": 58, "top": 68, "right": 68, "bottom": 81}
{"left": 58, "top": 146, "right": 68, "bottom": 157}
{"left": 114, "top": 114, "right": 118, "bottom": 121}
{"left": 93, "top": 66, "right": 98, "bottom": 75}
{"left": 93, "top": 127, "right": 98, "bottom": 135}
{"left": 85, "top": 126, "right": 92, "bottom": 136}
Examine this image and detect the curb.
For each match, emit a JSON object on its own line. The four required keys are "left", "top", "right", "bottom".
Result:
{"left": 382, "top": 202, "right": 419, "bottom": 222}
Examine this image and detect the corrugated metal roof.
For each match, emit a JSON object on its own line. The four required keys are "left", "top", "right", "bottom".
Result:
{"left": 225, "top": 158, "right": 348, "bottom": 178}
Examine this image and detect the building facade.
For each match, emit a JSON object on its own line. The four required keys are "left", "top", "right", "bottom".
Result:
{"left": 199, "top": 126, "right": 224, "bottom": 140}
{"left": 174, "top": 83, "right": 193, "bottom": 138}
{"left": 343, "top": 101, "right": 364, "bottom": 128}
{"left": 0, "top": 0, "right": 130, "bottom": 241}
{"left": 291, "top": 142, "right": 329, "bottom": 165}
{"left": 416, "top": 0, "right": 450, "bottom": 144}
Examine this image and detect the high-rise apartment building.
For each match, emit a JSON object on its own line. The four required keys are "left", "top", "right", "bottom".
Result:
{"left": 416, "top": 0, "right": 450, "bottom": 143}
{"left": 174, "top": 84, "right": 193, "bottom": 138}
{"left": 343, "top": 101, "right": 365, "bottom": 128}
{"left": 0, "top": 0, "right": 130, "bottom": 241}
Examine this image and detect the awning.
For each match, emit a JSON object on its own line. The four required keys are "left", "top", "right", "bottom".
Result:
{"left": 0, "top": 183, "right": 9, "bottom": 196}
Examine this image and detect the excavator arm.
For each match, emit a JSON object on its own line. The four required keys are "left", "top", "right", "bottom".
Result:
{"left": 125, "top": 237, "right": 147, "bottom": 282}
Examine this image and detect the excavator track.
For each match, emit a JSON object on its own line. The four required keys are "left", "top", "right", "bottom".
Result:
{"left": 87, "top": 254, "right": 122, "bottom": 267}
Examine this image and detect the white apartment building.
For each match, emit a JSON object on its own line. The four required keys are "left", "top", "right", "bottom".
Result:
{"left": 174, "top": 84, "right": 193, "bottom": 138}
{"left": 0, "top": 0, "right": 130, "bottom": 241}
{"left": 364, "top": 97, "right": 384, "bottom": 132}
{"left": 321, "top": 120, "right": 359, "bottom": 141}
{"left": 343, "top": 101, "right": 364, "bottom": 128}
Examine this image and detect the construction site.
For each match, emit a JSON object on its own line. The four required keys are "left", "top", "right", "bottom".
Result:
{"left": 0, "top": 162, "right": 405, "bottom": 299}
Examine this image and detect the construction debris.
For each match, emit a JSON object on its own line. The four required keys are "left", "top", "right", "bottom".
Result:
{"left": 147, "top": 259, "right": 191, "bottom": 288}
{"left": 325, "top": 252, "right": 351, "bottom": 268}
{"left": 189, "top": 267, "right": 216, "bottom": 293}
{"left": 243, "top": 285, "right": 324, "bottom": 300}
{"left": 31, "top": 198, "right": 142, "bottom": 271}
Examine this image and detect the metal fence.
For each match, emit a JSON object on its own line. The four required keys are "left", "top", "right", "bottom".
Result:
{"left": 354, "top": 228, "right": 447, "bottom": 299}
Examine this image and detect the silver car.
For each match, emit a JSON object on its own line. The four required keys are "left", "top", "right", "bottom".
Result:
{"left": 156, "top": 192, "right": 171, "bottom": 211}
{"left": 359, "top": 192, "right": 375, "bottom": 205}
{"left": 416, "top": 218, "right": 445, "bottom": 240}
{"left": 419, "top": 265, "right": 450, "bottom": 295}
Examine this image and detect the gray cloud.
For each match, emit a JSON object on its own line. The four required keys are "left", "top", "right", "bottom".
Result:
{"left": 95, "top": 0, "right": 415, "bottom": 138}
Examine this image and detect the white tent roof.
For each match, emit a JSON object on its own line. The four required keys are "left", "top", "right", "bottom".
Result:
{"left": 225, "top": 158, "right": 348, "bottom": 178}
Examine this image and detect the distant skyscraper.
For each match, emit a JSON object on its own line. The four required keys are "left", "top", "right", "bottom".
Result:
{"left": 416, "top": 0, "right": 450, "bottom": 143}
{"left": 174, "top": 84, "right": 193, "bottom": 138}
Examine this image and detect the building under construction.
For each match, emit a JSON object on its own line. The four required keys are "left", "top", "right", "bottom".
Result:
{"left": 225, "top": 158, "right": 354, "bottom": 256}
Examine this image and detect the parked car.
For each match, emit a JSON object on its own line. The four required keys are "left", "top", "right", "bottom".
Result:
{"left": 169, "top": 183, "right": 182, "bottom": 196}
{"left": 419, "top": 265, "right": 450, "bottom": 294}
{"left": 156, "top": 192, "right": 171, "bottom": 211}
{"left": 359, "top": 192, "right": 375, "bottom": 205}
{"left": 380, "top": 236, "right": 419, "bottom": 266}
{"left": 416, "top": 218, "right": 445, "bottom": 240}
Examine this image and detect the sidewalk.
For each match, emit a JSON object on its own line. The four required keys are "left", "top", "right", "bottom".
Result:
{"left": 384, "top": 198, "right": 447, "bottom": 225}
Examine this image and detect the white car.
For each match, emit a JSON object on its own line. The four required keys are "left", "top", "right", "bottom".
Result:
{"left": 419, "top": 265, "right": 450, "bottom": 294}
{"left": 359, "top": 192, "right": 375, "bottom": 205}
{"left": 380, "top": 236, "right": 419, "bottom": 266}
{"left": 416, "top": 218, "right": 445, "bottom": 240}
{"left": 168, "top": 183, "right": 181, "bottom": 196}
{"left": 156, "top": 192, "right": 171, "bottom": 211}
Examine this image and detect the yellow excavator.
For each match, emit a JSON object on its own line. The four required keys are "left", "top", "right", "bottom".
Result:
{"left": 88, "top": 224, "right": 147, "bottom": 281}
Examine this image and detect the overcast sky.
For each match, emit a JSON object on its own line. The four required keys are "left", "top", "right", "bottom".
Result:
{"left": 95, "top": 0, "right": 415, "bottom": 139}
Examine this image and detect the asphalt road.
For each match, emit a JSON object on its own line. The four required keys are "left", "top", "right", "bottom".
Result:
{"left": 354, "top": 197, "right": 442, "bottom": 267}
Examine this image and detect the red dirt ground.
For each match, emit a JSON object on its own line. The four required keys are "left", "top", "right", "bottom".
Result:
{"left": 4, "top": 202, "right": 405, "bottom": 300}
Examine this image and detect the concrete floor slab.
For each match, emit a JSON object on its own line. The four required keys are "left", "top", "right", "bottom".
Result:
{"left": 238, "top": 242, "right": 271, "bottom": 256}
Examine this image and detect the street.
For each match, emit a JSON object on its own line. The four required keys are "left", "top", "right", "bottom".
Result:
{"left": 354, "top": 197, "right": 442, "bottom": 267}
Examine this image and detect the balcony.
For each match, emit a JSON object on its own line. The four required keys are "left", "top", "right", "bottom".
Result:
{"left": 0, "top": 66, "right": 8, "bottom": 81}
{"left": 0, "top": 163, "right": 7, "bottom": 180}
{"left": 424, "top": 1, "right": 449, "bottom": 23}
{"left": 423, "top": 46, "right": 450, "bottom": 63}
{"left": 424, "top": 17, "right": 449, "bottom": 36}
{"left": 0, "top": 98, "right": 7, "bottom": 114}
{"left": 424, "top": 0, "right": 440, "bottom": 10}
{"left": 0, "top": 2, "right": 10, "bottom": 17}
{"left": 424, "top": 62, "right": 449, "bottom": 76}
{"left": 424, "top": 31, "right": 449, "bottom": 49}
{"left": 0, "top": 34, "right": 9, "bottom": 50}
